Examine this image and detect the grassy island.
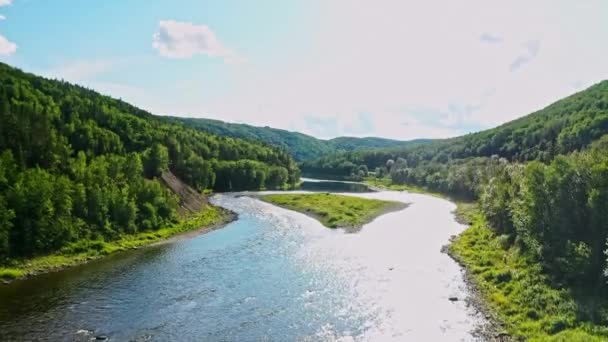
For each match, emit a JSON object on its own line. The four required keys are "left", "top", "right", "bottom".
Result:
{"left": 260, "top": 193, "right": 407, "bottom": 230}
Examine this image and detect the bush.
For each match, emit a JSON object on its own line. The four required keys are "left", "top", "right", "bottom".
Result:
{"left": 0, "top": 268, "right": 24, "bottom": 280}
{"left": 61, "top": 240, "right": 107, "bottom": 255}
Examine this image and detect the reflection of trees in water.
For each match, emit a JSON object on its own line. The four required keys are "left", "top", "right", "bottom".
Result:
{"left": 0, "top": 243, "right": 172, "bottom": 338}
{"left": 299, "top": 181, "right": 371, "bottom": 193}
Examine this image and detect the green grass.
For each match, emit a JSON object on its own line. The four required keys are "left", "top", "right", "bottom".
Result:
{"left": 260, "top": 193, "right": 407, "bottom": 230}
{"left": 0, "top": 205, "right": 232, "bottom": 281}
{"left": 449, "top": 208, "right": 608, "bottom": 341}
{"left": 451, "top": 201, "right": 478, "bottom": 225}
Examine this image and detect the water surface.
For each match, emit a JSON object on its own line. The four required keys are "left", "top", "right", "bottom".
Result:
{"left": 0, "top": 181, "right": 485, "bottom": 341}
{"left": 298, "top": 177, "right": 371, "bottom": 193}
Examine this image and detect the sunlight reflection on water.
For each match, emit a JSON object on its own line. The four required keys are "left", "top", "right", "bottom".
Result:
{"left": 214, "top": 191, "right": 485, "bottom": 341}
{"left": 0, "top": 187, "right": 485, "bottom": 341}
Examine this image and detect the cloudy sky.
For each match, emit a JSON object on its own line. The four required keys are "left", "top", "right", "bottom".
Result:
{"left": 1, "top": 0, "right": 607, "bottom": 139}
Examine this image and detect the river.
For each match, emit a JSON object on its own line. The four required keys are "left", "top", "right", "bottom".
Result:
{"left": 0, "top": 179, "right": 486, "bottom": 341}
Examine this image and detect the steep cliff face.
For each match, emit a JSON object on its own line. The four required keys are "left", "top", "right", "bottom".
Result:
{"left": 161, "top": 171, "right": 208, "bottom": 216}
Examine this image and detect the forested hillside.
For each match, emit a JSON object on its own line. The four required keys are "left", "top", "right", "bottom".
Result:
{"left": 166, "top": 117, "right": 426, "bottom": 161}
{"left": 302, "top": 80, "right": 608, "bottom": 195}
{"left": 0, "top": 62, "right": 298, "bottom": 261}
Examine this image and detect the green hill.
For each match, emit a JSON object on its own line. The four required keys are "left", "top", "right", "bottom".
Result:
{"left": 328, "top": 136, "right": 430, "bottom": 152}
{"left": 165, "top": 116, "right": 429, "bottom": 161}
{"left": 0, "top": 62, "right": 298, "bottom": 262}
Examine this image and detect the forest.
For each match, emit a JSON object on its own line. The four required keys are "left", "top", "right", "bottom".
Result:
{"left": 0, "top": 62, "right": 299, "bottom": 261}
{"left": 479, "top": 138, "right": 608, "bottom": 291}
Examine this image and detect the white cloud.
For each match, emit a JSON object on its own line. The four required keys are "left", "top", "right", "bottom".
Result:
{"left": 0, "top": 34, "right": 16, "bottom": 56}
{"left": 0, "top": 0, "right": 14, "bottom": 55}
{"left": 0, "top": 0, "right": 10, "bottom": 20}
{"left": 152, "top": 20, "right": 244, "bottom": 63}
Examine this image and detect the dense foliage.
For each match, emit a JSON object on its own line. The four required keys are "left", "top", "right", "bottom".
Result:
{"left": 167, "top": 117, "right": 427, "bottom": 161}
{"left": 449, "top": 142, "right": 608, "bottom": 338}
{"left": 480, "top": 140, "right": 608, "bottom": 292}
{"left": 450, "top": 209, "right": 608, "bottom": 341}
{"left": 0, "top": 62, "right": 298, "bottom": 260}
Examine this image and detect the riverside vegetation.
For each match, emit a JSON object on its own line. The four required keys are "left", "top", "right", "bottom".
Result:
{"left": 302, "top": 81, "right": 608, "bottom": 339}
{"left": 450, "top": 205, "right": 607, "bottom": 341}
{"left": 261, "top": 193, "right": 407, "bottom": 230}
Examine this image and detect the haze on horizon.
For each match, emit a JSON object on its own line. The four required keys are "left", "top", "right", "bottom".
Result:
{"left": 0, "top": 0, "right": 607, "bottom": 140}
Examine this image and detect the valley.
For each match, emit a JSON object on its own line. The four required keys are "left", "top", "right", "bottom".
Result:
{"left": 1, "top": 62, "right": 608, "bottom": 341}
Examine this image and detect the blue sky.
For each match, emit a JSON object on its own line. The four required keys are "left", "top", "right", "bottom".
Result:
{"left": 1, "top": 0, "right": 607, "bottom": 140}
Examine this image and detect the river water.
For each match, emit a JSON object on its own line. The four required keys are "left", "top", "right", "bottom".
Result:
{"left": 0, "top": 180, "right": 485, "bottom": 341}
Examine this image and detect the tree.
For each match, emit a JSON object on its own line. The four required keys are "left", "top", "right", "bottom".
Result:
{"left": 0, "top": 196, "right": 15, "bottom": 259}
{"left": 267, "top": 166, "right": 288, "bottom": 189}
{"left": 143, "top": 144, "right": 170, "bottom": 178}
{"left": 357, "top": 164, "right": 368, "bottom": 177}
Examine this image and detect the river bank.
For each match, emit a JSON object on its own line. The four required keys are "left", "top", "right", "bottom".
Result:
{"left": 447, "top": 202, "right": 510, "bottom": 341}
{"left": 448, "top": 206, "right": 608, "bottom": 341}
{"left": 0, "top": 204, "right": 236, "bottom": 283}
{"left": 387, "top": 178, "right": 608, "bottom": 340}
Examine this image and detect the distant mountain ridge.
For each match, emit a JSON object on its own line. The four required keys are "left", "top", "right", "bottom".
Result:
{"left": 165, "top": 117, "right": 431, "bottom": 161}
